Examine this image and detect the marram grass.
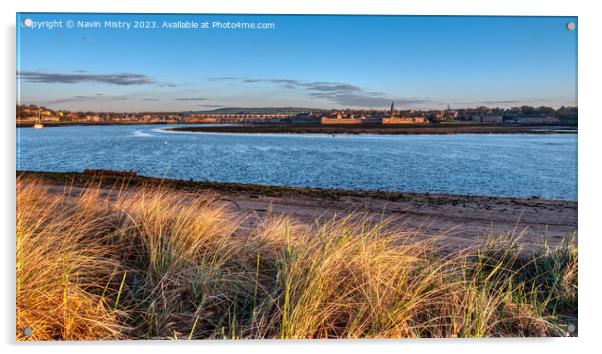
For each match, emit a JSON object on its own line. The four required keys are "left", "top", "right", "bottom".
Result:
{"left": 16, "top": 177, "right": 577, "bottom": 340}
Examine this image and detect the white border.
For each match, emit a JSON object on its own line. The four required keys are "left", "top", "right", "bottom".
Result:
{"left": 2, "top": 1, "right": 600, "bottom": 353}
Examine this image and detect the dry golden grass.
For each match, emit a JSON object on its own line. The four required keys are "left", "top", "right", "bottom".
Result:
{"left": 16, "top": 179, "right": 123, "bottom": 340}
{"left": 15, "top": 177, "right": 577, "bottom": 340}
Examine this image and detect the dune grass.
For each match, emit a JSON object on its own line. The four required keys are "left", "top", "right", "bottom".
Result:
{"left": 15, "top": 177, "right": 577, "bottom": 340}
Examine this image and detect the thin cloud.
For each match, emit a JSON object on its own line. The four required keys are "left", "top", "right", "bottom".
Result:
{"left": 157, "top": 82, "right": 179, "bottom": 88}
{"left": 208, "top": 76, "right": 428, "bottom": 108}
{"left": 309, "top": 92, "right": 430, "bottom": 107}
{"left": 174, "top": 97, "right": 207, "bottom": 101}
{"left": 303, "top": 82, "right": 361, "bottom": 93}
{"left": 43, "top": 94, "right": 130, "bottom": 105}
{"left": 207, "top": 76, "right": 240, "bottom": 81}
{"left": 18, "top": 70, "right": 156, "bottom": 86}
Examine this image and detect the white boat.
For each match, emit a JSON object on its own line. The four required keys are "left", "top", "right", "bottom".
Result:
{"left": 33, "top": 106, "right": 43, "bottom": 129}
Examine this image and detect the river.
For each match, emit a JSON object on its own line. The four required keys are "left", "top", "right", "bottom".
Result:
{"left": 16, "top": 124, "right": 578, "bottom": 200}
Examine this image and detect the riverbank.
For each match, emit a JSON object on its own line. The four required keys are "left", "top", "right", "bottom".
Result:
{"left": 16, "top": 121, "right": 578, "bottom": 135}
{"left": 166, "top": 123, "right": 577, "bottom": 135}
{"left": 16, "top": 121, "right": 176, "bottom": 128}
{"left": 17, "top": 170, "right": 577, "bottom": 253}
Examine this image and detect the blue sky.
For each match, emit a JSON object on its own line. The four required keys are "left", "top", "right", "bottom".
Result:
{"left": 17, "top": 13, "right": 577, "bottom": 112}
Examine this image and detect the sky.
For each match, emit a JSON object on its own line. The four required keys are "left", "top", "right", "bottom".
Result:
{"left": 16, "top": 13, "right": 578, "bottom": 112}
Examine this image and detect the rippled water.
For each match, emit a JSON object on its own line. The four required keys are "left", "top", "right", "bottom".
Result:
{"left": 17, "top": 124, "right": 578, "bottom": 200}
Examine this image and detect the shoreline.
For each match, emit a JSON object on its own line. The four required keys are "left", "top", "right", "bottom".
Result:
{"left": 15, "top": 121, "right": 578, "bottom": 135}
{"left": 16, "top": 121, "right": 177, "bottom": 128}
{"left": 17, "top": 170, "right": 578, "bottom": 253}
{"left": 166, "top": 123, "right": 577, "bottom": 135}
{"left": 16, "top": 170, "right": 576, "bottom": 204}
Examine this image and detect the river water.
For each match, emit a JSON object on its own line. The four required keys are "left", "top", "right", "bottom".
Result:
{"left": 16, "top": 124, "right": 578, "bottom": 200}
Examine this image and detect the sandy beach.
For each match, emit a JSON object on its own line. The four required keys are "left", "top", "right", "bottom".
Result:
{"left": 18, "top": 171, "right": 577, "bottom": 254}
{"left": 218, "top": 188, "right": 576, "bottom": 254}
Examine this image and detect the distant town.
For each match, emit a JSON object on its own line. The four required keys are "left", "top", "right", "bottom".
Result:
{"left": 16, "top": 102, "right": 578, "bottom": 126}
